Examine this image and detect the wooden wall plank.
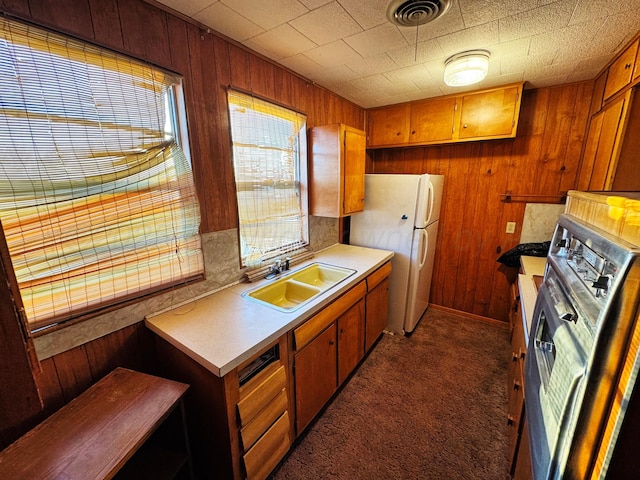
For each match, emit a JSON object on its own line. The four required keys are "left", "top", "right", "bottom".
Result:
{"left": 249, "top": 55, "right": 276, "bottom": 99}
{"left": 35, "top": 358, "right": 65, "bottom": 417}
{"left": 560, "top": 81, "right": 593, "bottom": 193}
{"left": 0, "top": 0, "right": 30, "bottom": 16}
{"left": 51, "top": 346, "right": 93, "bottom": 403}
{"left": 117, "top": 0, "right": 171, "bottom": 69}
{"left": 87, "top": 0, "right": 123, "bottom": 50}
{"left": 534, "top": 85, "right": 578, "bottom": 194}
{"left": 28, "top": 0, "right": 94, "bottom": 40}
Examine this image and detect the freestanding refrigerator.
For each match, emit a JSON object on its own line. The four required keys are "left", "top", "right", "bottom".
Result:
{"left": 350, "top": 174, "right": 444, "bottom": 335}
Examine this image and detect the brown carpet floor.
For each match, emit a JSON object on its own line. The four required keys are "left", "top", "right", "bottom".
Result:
{"left": 270, "top": 308, "right": 511, "bottom": 480}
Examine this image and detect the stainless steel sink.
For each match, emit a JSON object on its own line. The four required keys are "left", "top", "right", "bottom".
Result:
{"left": 242, "top": 262, "right": 356, "bottom": 312}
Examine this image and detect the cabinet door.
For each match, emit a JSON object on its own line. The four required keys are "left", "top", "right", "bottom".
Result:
{"left": 294, "top": 324, "right": 337, "bottom": 433}
{"left": 365, "top": 277, "right": 389, "bottom": 352}
{"left": 585, "top": 93, "right": 628, "bottom": 190}
{"left": 342, "top": 127, "right": 366, "bottom": 215}
{"left": 604, "top": 39, "right": 638, "bottom": 100}
{"left": 367, "top": 104, "right": 410, "bottom": 147}
{"left": 458, "top": 86, "right": 520, "bottom": 139}
{"left": 409, "top": 97, "right": 456, "bottom": 144}
{"left": 337, "top": 299, "right": 365, "bottom": 385}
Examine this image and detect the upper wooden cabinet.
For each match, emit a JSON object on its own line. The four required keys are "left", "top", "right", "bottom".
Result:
{"left": 368, "top": 104, "right": 410, "bottom": 146}
{"left": 457, "top": 86, "right": 522, "bottom": 139}
{"left": 309, "top": 124, "right": 366, "bottom": 218}
{"left": 604, "top": 39, "right": 638, "bottom": 101}
{"left": 409, "top": 97, "right": 457, "bottom": 144}
{"left": 577, "top": 88, "right": 640, "bottom": 191}
{"left": 366, "top": 83, "right": 523, "bottom": 148}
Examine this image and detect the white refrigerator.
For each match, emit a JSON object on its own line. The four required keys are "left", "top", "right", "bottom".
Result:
{"left": 350, "top": 174, "right": 444, "bottom": 335}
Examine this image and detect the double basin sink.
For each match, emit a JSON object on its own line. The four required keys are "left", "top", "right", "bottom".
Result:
{"left": 242, "top": 262, "right": 356, "bottom": 312}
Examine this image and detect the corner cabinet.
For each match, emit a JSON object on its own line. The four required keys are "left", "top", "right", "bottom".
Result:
{"left": 577, "top": 87, "right": 640, "bottom": 191}
{"left": 309, "top": 124, "right": 366, "bottom": 217}
{"left": 366, "top": 83, "right": 523, "bottom": 149}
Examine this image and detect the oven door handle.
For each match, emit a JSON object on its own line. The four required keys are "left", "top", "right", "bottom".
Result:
{"left": 547, "top": 276, "right": 578, "bottom": 324}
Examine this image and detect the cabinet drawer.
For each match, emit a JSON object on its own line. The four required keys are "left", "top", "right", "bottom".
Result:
{"left": 294, "top": 281, "right": 366, "bottom": 350}
{"left": 366, "top": 262, "right": 392, "bottom": 291}
{"left": 237, "top": 364, "right": 287, "bottom": 426}
{"left": 243, "top": 411, "right": 291, "bottom": 480}
{"left": 240, "top": 388, "right": 288, "bottom": 451}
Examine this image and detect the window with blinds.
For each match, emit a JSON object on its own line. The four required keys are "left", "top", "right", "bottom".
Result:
{"left": 0, "top": 18, "right": 204, "bottom": 333}
{"left": 227, "top": 91, "right": 309, "bottom": 268}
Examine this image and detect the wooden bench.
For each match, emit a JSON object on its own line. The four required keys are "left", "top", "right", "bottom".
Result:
{"left": 0, "top": 367, "right": 192, "bottom": 479}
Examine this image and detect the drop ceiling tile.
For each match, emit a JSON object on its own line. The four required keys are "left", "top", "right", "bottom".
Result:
{"left": 489, "top": 38, "right": 531, "bottom": 58}
{"left": 569, "top": 0, "right": 631, "bottom": 25}
{"left": 298, "top": 0, "right": 332, "bottom": 8}
{"left": 244, "top": 24, "right": 317, "bottom": 60}
{"left": 586, "top": 10, "right": 640, "bottom": 55}
{"left": 499, "top": 1, "right": 575, "bottom": 43}
{"left": 346, "top": 53, "right": 397, "bottom": 76}
{"left": 303, "top": 40, "right": 362, "bottom": 68}
{"left": 501, "top": 54, "right": 552, "bottom": 75}
{"left": 348, "top": 73, "right": 397, "bottom": 91}
{"left": 388, "top": 39, "right": 444, "bottom": 67}
{"left": 529, "top": 19, "right": 601, "bottom": 57}
{"left": 156, "top": 0, "right": 213, "bottom": 17}
{"left": 193, "top": 2, "right": 264, "bottom": 41}
{"left": 384, "top": 64, "right": 431, "bottom": 86}
{"left": 458, "top": 0, "right": 538, "bottom": 28}
{"left": 289, "top": 2, "right": 363, "bottom": 45}
{"left": 278, "top": 54, "right": 323, "bottom": 76}
{"left": 220, "top": 0, "right": 309, "bottom": 30}
{"left": 338, "top": 0, "right": 388, "bottom": 30}
{"left": 344, "top": 23, "right": 409, "bottom": 58}
{"left": 310, "top": 64, "right": 361, "bottom": 84}
{"left": 412, "top": 72, "right": 439, "bottom": 91}
{"left": 436, "top": 21, "right": 500, "bottom": 57}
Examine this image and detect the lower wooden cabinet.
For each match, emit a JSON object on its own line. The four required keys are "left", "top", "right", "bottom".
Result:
{"left": 295, "top": 323, "right": 338, "bottom": 432}
{"left": 508, "top": 282, "right": 531, "bottom": 479}
{"left": 365, "top": 263, "right": 391, "bottom": 351}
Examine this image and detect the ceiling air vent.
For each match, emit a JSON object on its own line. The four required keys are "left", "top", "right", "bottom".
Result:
{"left": 386, "top": 0, "right": 452, "bottom": 27}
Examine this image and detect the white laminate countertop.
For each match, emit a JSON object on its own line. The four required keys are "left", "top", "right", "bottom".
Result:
{"left": 145, "top": 244, "right": 394, "bottom": 377}
{"left": 518, "top": 255, "right": 547, "bottom": 346}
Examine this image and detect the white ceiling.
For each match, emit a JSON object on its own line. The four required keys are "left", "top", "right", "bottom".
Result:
{"left": 154, "top": 0, "right": 640, "bottom": 108}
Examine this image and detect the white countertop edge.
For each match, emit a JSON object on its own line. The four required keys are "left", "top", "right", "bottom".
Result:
{"left": 145, "top": 244, "right": 394, "bottom": 377}
{"left": 518, "top": 274, "right": 538, "bottom": 346}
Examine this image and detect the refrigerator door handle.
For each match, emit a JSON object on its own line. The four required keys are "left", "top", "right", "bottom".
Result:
{"left": 419, "top": 228, "right": 429, "bottom": 268}
{"left": 426, "top": 181, "right": 434, "bottom": 224}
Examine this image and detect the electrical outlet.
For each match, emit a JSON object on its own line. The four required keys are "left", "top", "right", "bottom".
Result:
{"left": 506, "top": 221, "right": 516, "bottom": 234}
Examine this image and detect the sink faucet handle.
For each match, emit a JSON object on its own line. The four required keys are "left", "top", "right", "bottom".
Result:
{"left": 284, "top": 257, "right": 291, "bottom": 271}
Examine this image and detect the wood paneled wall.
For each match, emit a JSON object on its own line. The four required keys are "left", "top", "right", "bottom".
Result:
{"left": 368, "top": 82, "right": 594, "bottom": 322}
{"left": 0, "top": 0, "right": 365, "bottom": 447}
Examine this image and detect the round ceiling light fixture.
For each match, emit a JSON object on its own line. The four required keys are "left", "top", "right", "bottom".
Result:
{"left": 444, "top": 50, "right": 490, "bottom": 87}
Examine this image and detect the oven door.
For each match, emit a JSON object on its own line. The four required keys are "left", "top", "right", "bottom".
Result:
{"left": 524, "top": 270, "right": 590, "bottom": 480}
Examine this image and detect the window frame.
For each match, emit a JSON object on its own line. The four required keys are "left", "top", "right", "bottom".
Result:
{"left": 0, "top": 17, "right": 204, "bottom": 334}
{"left": 226, "top": 89, "right": 310, "bottom": 269}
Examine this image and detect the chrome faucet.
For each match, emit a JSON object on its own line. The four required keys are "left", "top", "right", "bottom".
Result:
{"left": 264, "top": 257, "right": 292, "bottom": 279}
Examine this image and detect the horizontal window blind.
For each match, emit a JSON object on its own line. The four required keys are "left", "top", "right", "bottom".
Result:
{"left": 0, "top": 18, "right": 203, "bottom": 331}
{"left": 227, "top": 90, "right": 309, "bottom": 269}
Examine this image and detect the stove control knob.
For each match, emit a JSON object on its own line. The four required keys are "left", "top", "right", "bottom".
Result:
{"left": 592, "top": 276, "right": 609, "bottom": 291}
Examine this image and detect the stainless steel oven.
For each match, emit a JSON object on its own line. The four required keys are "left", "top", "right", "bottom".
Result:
{"left": 525, "top": 213, "right": 640, "bottom": 479}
